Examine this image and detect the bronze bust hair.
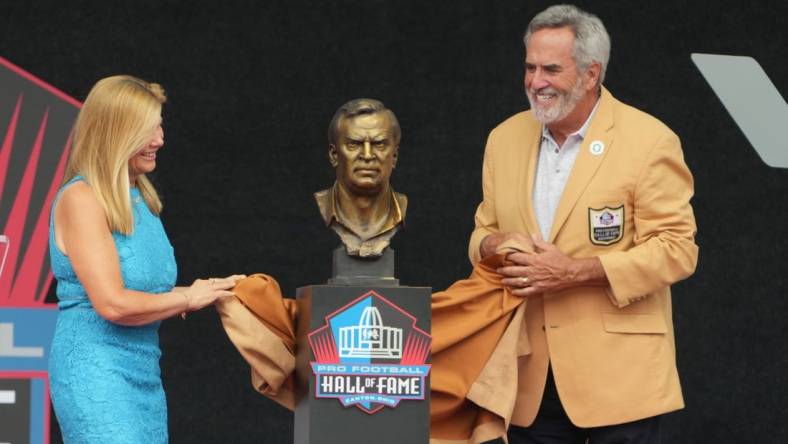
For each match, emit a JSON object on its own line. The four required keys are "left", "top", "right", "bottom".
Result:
{"left": 315, "top": 98, "right": 407, "bottom": 257}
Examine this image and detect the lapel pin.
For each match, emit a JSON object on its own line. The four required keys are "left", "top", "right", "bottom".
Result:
{"left": 589, "top": 140, "right": 605, "bottom": 156}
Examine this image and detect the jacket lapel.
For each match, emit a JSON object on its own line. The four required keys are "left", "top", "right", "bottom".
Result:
{"left": 518, "top": 117, "right": 542, "bottom": 237}
{"left": 548, "top": 88, "right": 616, "bottom": 243}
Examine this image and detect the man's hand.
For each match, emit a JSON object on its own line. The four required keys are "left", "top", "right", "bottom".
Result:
{"left": 498, "top": 236, "right": 608, "bottom": 297}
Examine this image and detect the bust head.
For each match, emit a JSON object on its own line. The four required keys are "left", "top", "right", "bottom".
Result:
{"left": 327, "top": 99, "right": 400, "bottom": 197}
{"left": 316, "top": 98, "right": 407, "bottom": 258}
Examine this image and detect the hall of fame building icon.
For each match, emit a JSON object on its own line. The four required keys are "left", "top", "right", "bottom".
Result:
{"left": 339, "top": 306, "right": 402, "bottom": 359}
{"left": 308, "top": 290, "right": 431, "bottom": 414}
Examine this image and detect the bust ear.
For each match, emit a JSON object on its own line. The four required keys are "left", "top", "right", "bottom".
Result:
{"left": 328, "top": 144, "right": 338, "bottom": 168}
{"left": 392, "top": 145, "right": 399, "bottom": 169}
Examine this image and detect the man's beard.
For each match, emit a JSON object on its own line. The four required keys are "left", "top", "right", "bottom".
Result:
{"left": 527, "top": 76, "right": 586, "bottom": 125}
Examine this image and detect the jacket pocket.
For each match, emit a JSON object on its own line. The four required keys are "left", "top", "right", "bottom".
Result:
{"left": 602, "top": 312, "right": 667, "bottom": 334}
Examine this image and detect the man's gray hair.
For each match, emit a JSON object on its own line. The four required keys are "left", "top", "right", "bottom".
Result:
{"left": 523, "top": 4, "right": 611, "bottom": 84}
{"left": 328, "top": 98, "right": 401, "bottom": 146}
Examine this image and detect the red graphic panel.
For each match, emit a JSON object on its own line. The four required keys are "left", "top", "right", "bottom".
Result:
{"left": 0, "top": 56, "right": 80, "bottom": 307}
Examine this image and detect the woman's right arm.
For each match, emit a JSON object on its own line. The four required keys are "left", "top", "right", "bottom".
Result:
{"left": 56, "top": 182, "right": 237, "bottom": 326}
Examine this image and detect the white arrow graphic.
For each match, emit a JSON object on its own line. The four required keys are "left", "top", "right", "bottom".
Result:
{"left": 0, "top": 322, "right": 44, "bottom": 357}
{"left": 692, "top": 53, "right": 788, "bottom": 168}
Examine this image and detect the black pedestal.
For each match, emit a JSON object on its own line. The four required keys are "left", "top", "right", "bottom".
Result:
{"left": 294, "top": 284, "right": 431, "bottom": 444}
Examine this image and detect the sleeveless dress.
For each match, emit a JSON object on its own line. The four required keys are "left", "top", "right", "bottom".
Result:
{"left": 48, "top": 177, "right": 177, "bottom": 444}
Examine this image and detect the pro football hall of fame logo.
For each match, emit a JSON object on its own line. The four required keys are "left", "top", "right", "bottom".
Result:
{"left": 308, "top": 290, "right": 432, "bottom": 414}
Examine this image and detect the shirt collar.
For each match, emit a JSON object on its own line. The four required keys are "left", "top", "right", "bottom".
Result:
{"left": 320, "top": 182, "right": 405, "bottom": 236}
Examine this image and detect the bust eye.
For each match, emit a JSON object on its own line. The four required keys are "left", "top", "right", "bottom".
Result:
{"left": 373, "top": 142, "right": 386, "bottom": 150}
{"left": 346, "top": 143, "right": 361, "bottom": 150}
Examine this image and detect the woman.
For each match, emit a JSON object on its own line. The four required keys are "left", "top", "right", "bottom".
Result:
{"left": 48, "top": 75, "right": 241, "bottom": 443}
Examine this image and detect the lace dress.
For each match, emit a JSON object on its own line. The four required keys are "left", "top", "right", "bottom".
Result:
{"left": 48, "top": 177, "right": 177, "bottom": 443}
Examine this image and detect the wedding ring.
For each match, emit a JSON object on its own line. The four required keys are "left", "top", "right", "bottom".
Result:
{"left": 521, "top": 277, "right": 529, "bottom": 286}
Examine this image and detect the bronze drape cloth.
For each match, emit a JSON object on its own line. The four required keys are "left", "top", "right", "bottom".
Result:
{"left": 216, "top": 245, "right": 532, "bottom": 443}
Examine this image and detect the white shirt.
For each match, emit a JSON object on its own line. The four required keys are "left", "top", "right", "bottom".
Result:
{"left": 533, "top": 101, "right": 600, "bottom": 240}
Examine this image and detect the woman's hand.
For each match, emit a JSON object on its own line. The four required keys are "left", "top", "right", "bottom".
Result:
{"left": 182, "top": 275, "right": 246, "bottom": 312}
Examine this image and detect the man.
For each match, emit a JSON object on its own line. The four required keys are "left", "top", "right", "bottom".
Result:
{"left": 315, "top": 98, "right": 407, "bottom": 257}
{"left": 469, "top": 5, "right": 698, "bottom": 443}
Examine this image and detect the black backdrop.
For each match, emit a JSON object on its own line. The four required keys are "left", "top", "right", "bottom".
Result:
{"left": 2, "top": 0, "right": 787, "bottom": 442}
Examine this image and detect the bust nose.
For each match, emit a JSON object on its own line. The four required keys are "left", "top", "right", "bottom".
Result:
{"left": 360, "top": 141, "right": 375, "bottom": 159}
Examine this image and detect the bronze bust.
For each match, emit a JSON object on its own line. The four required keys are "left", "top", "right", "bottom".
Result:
{"left": 314, "top": 98, "right": 407, "bottom": 257}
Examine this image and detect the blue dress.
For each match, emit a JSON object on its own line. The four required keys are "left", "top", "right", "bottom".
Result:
{"left": 48, "top": 177, "right": 177, "bottom": 444}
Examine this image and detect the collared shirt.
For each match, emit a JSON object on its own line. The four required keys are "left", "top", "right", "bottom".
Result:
{"left": 314, "top": 182, "right": 407, "bottom": 256}
{"left": 533, "top": 100, "right": 600, "bottom": 240}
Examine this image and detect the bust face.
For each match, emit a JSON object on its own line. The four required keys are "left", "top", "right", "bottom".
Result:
{"left": 330, "top": 112, "right": 398, "bottom": 197}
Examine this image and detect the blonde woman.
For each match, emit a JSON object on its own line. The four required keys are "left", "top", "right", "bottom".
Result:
{"left": 48, "top": 75, "right": 242, "bottom": 442}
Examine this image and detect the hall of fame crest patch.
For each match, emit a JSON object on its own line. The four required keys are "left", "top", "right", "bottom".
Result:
{"left": 308, "top": 291, "right": 431, "bottom": 414}
{"left": 588, "top": 205, "right": 624, "bottom": 245}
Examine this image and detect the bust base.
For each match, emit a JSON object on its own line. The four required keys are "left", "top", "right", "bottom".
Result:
{"left": 328, "top": 246, "right": 399, "bottom": 286}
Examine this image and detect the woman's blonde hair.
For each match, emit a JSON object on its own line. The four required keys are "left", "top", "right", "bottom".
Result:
{"left": 64, "top": 75, "right": 166, "bottom": 235}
